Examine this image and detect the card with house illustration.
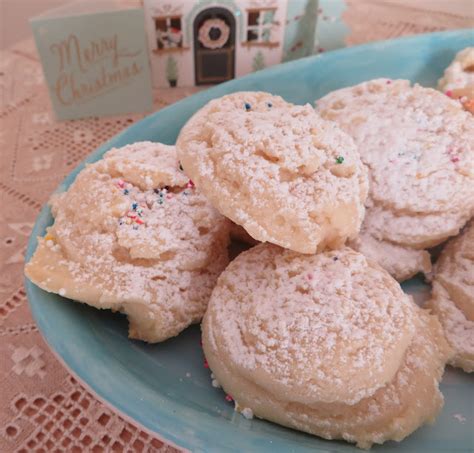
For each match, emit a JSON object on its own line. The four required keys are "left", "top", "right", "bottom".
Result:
{"left": 143, "top": 0, "right": 323, "bottom": 88}
{"left": 31, "top": 1, "right": 153, "bottom": 120}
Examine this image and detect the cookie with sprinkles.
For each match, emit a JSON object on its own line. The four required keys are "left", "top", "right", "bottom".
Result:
{"left": 176, "top": 91, "right": 368, "bottom": 254}
{"left": 427, "top": 221, "right": 474, "bottom": 373}
{"left": 202, "top": 244, "right": 450, "bottom": 449}
{"left": 438, "top": 47, "right": 474, "bottom": 115}
{"left": 25, "top": 142, "right": 230, "bottom": 343}
{"left": 317, "top": 78, "right": 474, "bottom": 280}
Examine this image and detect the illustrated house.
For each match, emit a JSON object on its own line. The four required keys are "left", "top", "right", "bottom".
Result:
{"left": 143, "top": 0, "right": 319, "bottom": 87}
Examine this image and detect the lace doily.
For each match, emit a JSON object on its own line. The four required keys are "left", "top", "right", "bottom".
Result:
{"left": 1, "top": 1, "right": 472, "bottom": 451}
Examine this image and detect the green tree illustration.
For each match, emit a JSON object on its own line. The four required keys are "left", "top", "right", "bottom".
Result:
{"left": 283, "top": 0, "right": 318, "bottom": 62}
{"left": 166, "top": 56, "right": 178, "bottom": 86}
{"left": 252, "top": 51, "right": 265, "bottom": 72}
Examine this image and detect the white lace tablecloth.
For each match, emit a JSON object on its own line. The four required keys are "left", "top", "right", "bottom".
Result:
{"left": 1, "top": 1, "right": 472, "bottom": 451}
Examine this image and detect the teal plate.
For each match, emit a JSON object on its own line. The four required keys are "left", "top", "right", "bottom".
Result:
{"left": 26, "top": 30, "right": 474, "bottom": 452}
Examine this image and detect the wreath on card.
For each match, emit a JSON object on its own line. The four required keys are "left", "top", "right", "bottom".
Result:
{"left": 198, "top": 18, "right": 230, "bottom": 49}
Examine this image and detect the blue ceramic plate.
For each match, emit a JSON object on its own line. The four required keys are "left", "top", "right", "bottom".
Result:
{"left": 26, "top": 30, "right": 474, "bottom": 452}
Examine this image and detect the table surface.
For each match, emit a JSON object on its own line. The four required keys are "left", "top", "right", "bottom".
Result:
{"left": 1, "top": 1, "right": 473, "bottom": 452}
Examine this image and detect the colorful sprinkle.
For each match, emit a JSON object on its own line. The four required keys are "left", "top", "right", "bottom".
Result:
{"left": 333, "top": 256, "right": 338, "bottom": 261}
{"left": 132, "top": 202, "right": 138, "bottom": 211}
{"left": 307, "top": 273, "right": 313, "bottom": 280}
{"left": 451, "top": 156, "right": 460, "bottom": 163}
{"left": 225, "top": 394, "right": 234, "bottom": 402}
{"left": 335, "top": 156, "right": 344, "bottom": 164}
{"left": 135, "top": 218, "right": 144, "bottom": 225}
{"left": 186, "top": 180, "right": 195, "bottom": 189}
{"left": 179, "top": 162, "right": 184, "bottom": 171}
{"left": 117, "top": 179, "right": 125, "bottom": 188}
{"left": 267, "top": 102, "right": 273, "bottom": 108}
{"left": 244, "top": 102, "right": 251, "bottom": 111}
{"left": 203, "top": 359, "right": 209, "bottom": 368}
{"left": 123, "top": 189, "right": 129, "bottom": 195}
{"left": 445, "top": 90, "right": 453, "bottom": 98}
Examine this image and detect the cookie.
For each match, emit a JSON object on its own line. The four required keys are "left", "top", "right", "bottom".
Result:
{"left": 317, "top": 79, "right": 474, "bottom": 279}
{"left": 427, "top": 222, "right": 474, "bottom": 372}
{"left": 349, "top": 232, "right": 431, "bottom": 281}
{"left": 177, "top": 92, "right": 368, "bottom": 254}
{"left": 438, "top": 47, "right": 474, "bottom": 92}
{"left": 361, "top": 203, "right": 472, "bottom": 250}
{"left": 203, "top": 244, "right": 450, "bottom": 448}
{"left": 25, "top": 142, "right": 230, "bottom": 343}
{"left": 438, "top": 47, "right": 474, "bottom": 114}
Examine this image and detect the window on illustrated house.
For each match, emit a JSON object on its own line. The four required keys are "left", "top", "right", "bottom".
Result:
{"left": 154, "top": 16, "right": 183, "bottom": 49}
{"left": 246, "top": 9, "right": 277, "bottom": 45}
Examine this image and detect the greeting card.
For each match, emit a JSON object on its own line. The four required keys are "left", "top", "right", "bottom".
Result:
{"left": 31, "top": 1, "right": 153, "bottom": 120}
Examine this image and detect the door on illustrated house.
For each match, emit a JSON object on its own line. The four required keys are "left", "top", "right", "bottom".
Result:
{"left": 193, "top": 7, "right": 235, "bottom": 85}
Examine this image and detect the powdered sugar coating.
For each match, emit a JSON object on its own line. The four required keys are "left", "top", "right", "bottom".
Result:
{"left": 25, "top": 142, "right": 230, "bottom": 343}
{"left": 428, "top": 222, "right": 474, "bottom": 372}
{"left": 203, "top": 244, "right": 450, "bottom": 448}
{"left": 204, "top": 244, "right": 415, "bottom": 406}
{"left": 177, "top": 92, "right": 368, "bottom": 254}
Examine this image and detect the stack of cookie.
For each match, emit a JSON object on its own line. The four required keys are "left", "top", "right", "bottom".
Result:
{"left": 26, "top": 78, "right": 473, "bottom": 448}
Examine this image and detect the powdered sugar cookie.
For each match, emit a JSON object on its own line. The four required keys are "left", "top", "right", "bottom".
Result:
{"left": 349, "top": 232, "right": 431, "bottom": 281}
{"left": 25, "top": 142, "right": 230, "bottom": 343}
{"left": 203, "top": 244, "right": 450, "bottom": 448}
{"left": 438, "top": 48, "right": 474, "bottom": 114}
{"left": 177, "top": 92, "right": 368, "bottom": 254}
{"left": 317, "top": 79, "right": 474, "bottom": 279}
{"left": 362, "top": 203, "right": 472, "bottom": 250}
{"left": 438, "top": 47, "right": 474, "bottom": 93}
{"left": 428, "top": 222, "right": 474, "bottom": 372}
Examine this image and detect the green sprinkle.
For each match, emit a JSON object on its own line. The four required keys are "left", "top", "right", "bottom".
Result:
{"left": 335, "top": 156, "right": 344, "bottom": 164}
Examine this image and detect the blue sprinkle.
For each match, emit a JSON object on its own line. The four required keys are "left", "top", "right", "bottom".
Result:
{"left": 123, "top": 189, "right": 129, "bottom": 195}
{"left": 183, "top": 191, "right": 188, "bottom": 196}
{"left": 244, "top": 102, "right": 251, "bottom": 111}
{"left": 132, "top": 202, "right": 138, "bottom": 210}
{"left": 267, "top": 102, "right": 272, "bottom": 108}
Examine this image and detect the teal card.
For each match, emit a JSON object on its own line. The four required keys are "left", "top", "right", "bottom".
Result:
{"left": 31, "top": 6, "right": 153, "bottom": 120}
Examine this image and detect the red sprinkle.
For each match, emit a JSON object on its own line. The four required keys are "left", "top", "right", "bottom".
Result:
{"left": 135, "top": 218, "right": 144, "bottom": 225}
{"left": 127, "top": 213, "right": 137, "bottom": 219}
{"left": 186, "top": 180, "right": 195, "bottom": 189}
{"left": 307, "top": 273, "right": 313, "bottom": 280}
{"left": 445, "top": 90, "right": 453, "bottom": 98}
{"left": 451, "top": 156, "right": 460, "bottom": 163}
{"left": 203, "top": 359, "right": 209, "bottom": 368}
{"left": 117, "top": 180, "right": 125, "bottom": 188}
{"left": 225, "top": 394, "right": 233, "bottom": 402}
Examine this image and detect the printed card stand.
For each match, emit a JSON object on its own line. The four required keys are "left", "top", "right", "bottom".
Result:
{"left": 31, "top": 0, "right": 153, "bottom": 121}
